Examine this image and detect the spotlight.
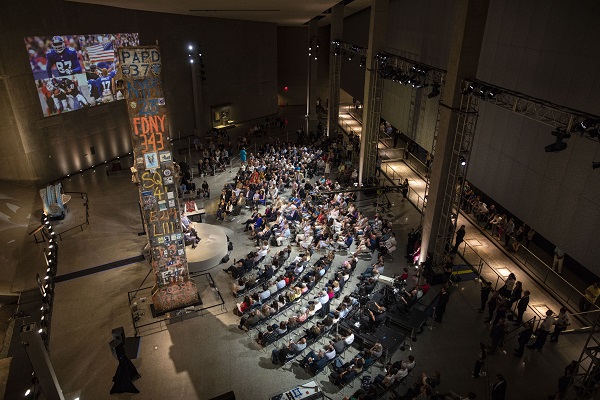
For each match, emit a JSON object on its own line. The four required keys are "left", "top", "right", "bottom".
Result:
{"left": 588, "top": 128, "right": 599, "bottom": 138}
{"left": 575, "top": 118, "right": 598, "bottom": 132}
{"left": 188, "top": 45, "right": 193, "bottom": 50}
{"left": 485, "top": 88, "right": 498, "bottom": 98}
{"left": 593, "top": 162, "right": 600, "bottom": 170}
{"left": 551, "top": 128, "right": 571, "bottom": 140}
{"left": 348, "top": 54, "right": 354, "bottom": 61}
{"left": 427, "top": 83, "right": 441, "bottom": 98}
{"left": 459, "top": 156, "right": 467, "bottom": 166}
{"left": 463, "top": 82, "right": 478, "bottom": 95}
{"left": 25, "top": 388, "right": 31, "bottom": 396}
{"left": 545, "top": 138, "right": 568, "bottom": 153}
{"left": 190, "top": 59, "right": 194, "bottom": 64}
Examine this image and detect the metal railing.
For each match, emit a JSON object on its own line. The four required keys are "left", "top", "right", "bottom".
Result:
{"left": 381, "top": 162, "right": 427, "bottom": 213}
{"left": 404, "top": 152, "right": 429, "bottom": 182}
{"left": 459, "top": 240, "right": 544, "bottom": 332}
{"left": 55, "top": 192, "right": 89, "bottom": 241}
{"left": 461, "top": 201, "right": 599, "bottom": 325}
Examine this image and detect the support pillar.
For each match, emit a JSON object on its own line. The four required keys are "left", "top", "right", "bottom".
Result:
{"left": 327, "top": 2, "right": 344, "bottom": 138}
{"left": 358, "top": 0, "right": 388, "bottom": 186}
{"left": 306, "top": 18, "right": 319, "bottom": 134}
{"left": 419, "top": 0, "right": 490, "bottom": 265}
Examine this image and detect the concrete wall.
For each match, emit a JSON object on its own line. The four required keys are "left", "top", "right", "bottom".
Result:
{"left": 340, "top": 7, "right": 370, "bottom": 102}
{"left": 0, "top": 0, "right": 277, "bottom": 184}
{"left": 469, "top": 0, "right": 600, "bottom": 272}
{"left": 277, "top": 27, "right": 308, "bottom": 106}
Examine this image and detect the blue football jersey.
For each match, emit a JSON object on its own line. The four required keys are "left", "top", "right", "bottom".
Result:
{"left": 46, "top": 47, "right": 82, "bottom": 78}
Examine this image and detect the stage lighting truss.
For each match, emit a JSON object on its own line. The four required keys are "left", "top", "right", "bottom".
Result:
{"left": 462, "top": 79, "right": 600, "bottom": 143}
{"left": 374, "top": 52, "right": 445, "bottom": 95}
{"left": 331, "top": 41, "right": 367, "bottom": 67}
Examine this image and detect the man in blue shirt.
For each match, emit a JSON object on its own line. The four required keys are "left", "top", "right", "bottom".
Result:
{"left": 46, "top": 36, "right": 82, "bottom": 78}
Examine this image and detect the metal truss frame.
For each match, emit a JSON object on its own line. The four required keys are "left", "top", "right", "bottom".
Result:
{"left": 565, "top": 314, "right": 600, "bottom": 399}
{"left": 464, "top": 79, "right": 600, "bottom": 134}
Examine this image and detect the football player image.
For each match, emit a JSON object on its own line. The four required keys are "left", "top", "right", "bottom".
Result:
{"left": 97, "top": 68, "right": 117, "bottom": 103}
{"left": 45, "top": 78, "right": 70, "bottom": 113}
{"left": 46, "top": 36, "right": 83, "bottom": 78}
{"left": 62, "top": 77, "right": 90, "bottom": 108}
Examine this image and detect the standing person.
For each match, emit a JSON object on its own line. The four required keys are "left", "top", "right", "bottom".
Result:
{"left": 239, "top": 147, "right": 247, "bottom": 165}
{"left": 375, "top": 157, "right": 382, "bottom": 176}
{"left": 579, "top": 282, "right": 600, "bottom": 312}
{"left": 404, "top": 141, "right": 411, "bottom": 159}
{"left": 553, "top": 247, "right": 565, "bottom": 274}
{"left": 504, "top": 218, "right": 515, "bottom": 247}
{"left": 472, "top": 342, "right": 487, "bottom": 378}
{"left": 525, "top": 228, "right": 535, "bottom": 249}
{"left": 452, "top": 225, "right": 466, "bottom": 253}
{"left": 488, "top": 318, "right": 506, "bottom": 354}
{"left": 514, "top": 322, "right": 534, "bottom": 357}
{"left": 514, "top": 290, "right": 530, "bottom": 325}
{"left": 550, "top": 307, "right": 571, "bottom": 343}
{"left": 478, "top": 281, "right": 492, "bottom": 313}
{"left": 485, "top": 291, "right": 499, "bottom": 323}
{"left": 434, "top": 285, "right": 450, "bottom": 323}
{"left": 507, "top": 281, "right": 523, "bottom": 307}
{"left": 528, "top": 310, "right": 555, "bottom": 350}
{"left": 401, "top": 179, "right": 409, "bottom": 201}
{"left": 393, "top": 129, "right": 400, "bottom": 147}
{"left": 491, "top": 374, "right": 507, "bottom": 400}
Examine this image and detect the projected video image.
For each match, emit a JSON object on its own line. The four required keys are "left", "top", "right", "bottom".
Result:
{"left": 24, "top": 33, "right": 139, "bottom": 117}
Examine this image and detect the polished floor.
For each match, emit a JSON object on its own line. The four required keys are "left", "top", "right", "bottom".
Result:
{"left": 0, "top": 107, "right": 593, "bottom": 400}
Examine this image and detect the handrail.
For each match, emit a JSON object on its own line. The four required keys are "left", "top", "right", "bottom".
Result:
{"left": 460, "top": 197, "right": 599, "bottom": 322}
{"left": 460, "top": 240, "right": 544, "bottom": 332}
{"left": 55, "top": 192, "right": 90, "bottom": 241}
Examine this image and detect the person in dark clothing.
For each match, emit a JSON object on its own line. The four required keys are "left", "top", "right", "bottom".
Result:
{"left": 452, "top": 225, "right": 466, "bottom": 253}
{"left": 514, "top": 290, "right": 530, "bottom": 325}
{"left": 513, "top": 322, "right": 533, "bottom": 357}
{"left": 491, "top": 374, "right": 507, "bottom": 400}
{"left": 485, "top": 291, "right": 499, "bottom": 323}
{"left": 434, "top": 285, "right": 450, "bottom": 322}
{"left": 472, "top": 342, "right": 487, "bottom": 378}
{"left": 489, "top": 319, "right": 506, "bottom": 354}
{"left": 479, "top": 281, "right": 492, "bottom": 312}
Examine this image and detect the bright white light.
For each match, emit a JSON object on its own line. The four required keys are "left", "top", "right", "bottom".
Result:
{"left": 190, "top": 59, "right": 194, "bottom": 64}
{"left": 37, "top": 329, "right": 42, "bottom": 334}
{"left": 25, "top": 389, "right": 31, "bottom": 396}
{"left": 188, "top": 45, "right": 193, "bottom": 50}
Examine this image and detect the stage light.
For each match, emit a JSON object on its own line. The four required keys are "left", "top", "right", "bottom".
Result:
{"left": 25, "top": 389, "right": 31, "bottom": 396}
{"left": 428, "top": 84, "right": 441, "bottom": 98}
{"left": 486, "top": 88, "right": 498, "bottom": 98}
{"left": 545, "top": 138, "right": 568, "bottom": 153}
{"left": 188, "top": 45, "right": 193, "bottom": 50}
{"left": 348, "top": 54, "right": 354, "bottom": 61}
{"left": 37, "top": 329, "right": 42, "bottom": 334}
{"left": 593, "top": 162, "right": 600, "bottom": 169}
{"left": 551, "top": 128, "right": 571, "bottom": 139}
{"left": 190, "top": 59, "right": 194, "bottom": 64}
{"left": 575, "top": 118, "right": 598, "bottom": 132}
{"left": 463, "top": 83, "right": 478, "bottom": 95}
{"left": 459, "top": 156, "right": 467, "bottom": 166}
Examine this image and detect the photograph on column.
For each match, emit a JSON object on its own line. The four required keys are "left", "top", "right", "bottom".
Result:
{"left": 23, "top": 33, "right": 139, "bottom": 117}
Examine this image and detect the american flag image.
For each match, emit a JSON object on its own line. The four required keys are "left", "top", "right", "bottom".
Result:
{"left": 87, "top": 42, "right": 115, "bottom": 64}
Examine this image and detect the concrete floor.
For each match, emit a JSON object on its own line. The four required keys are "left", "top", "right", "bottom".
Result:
{"left": 0, "top": 107, "right": 593, "bottom": 399}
